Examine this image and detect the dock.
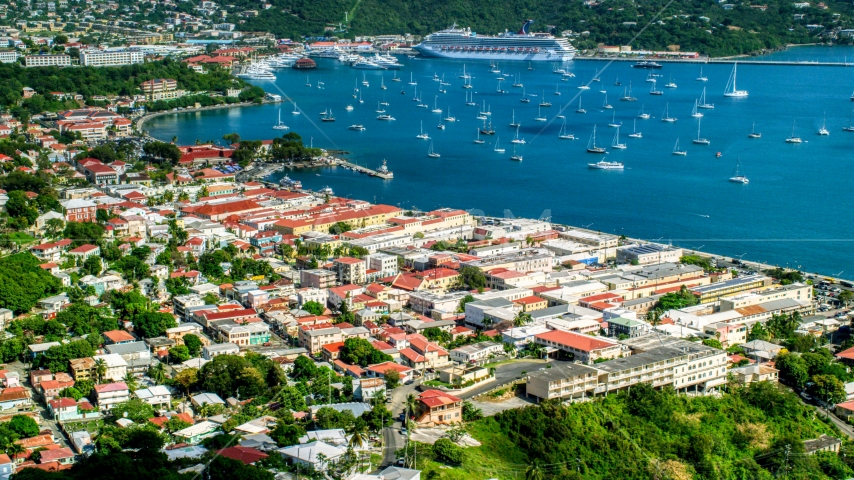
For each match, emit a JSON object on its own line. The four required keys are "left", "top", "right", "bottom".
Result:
{"left": 575, "top": 57, "right": 853, "bottom": 67}
{"left": 334, "top": 159, "right": 394, "bottom": 179}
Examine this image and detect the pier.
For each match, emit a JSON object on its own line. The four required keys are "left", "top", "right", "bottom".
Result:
{"left": 334, "top": 159, "right": 394, "bottom": 179}
{"left": 575, "top": 56, "right": 853, "bottom": 67}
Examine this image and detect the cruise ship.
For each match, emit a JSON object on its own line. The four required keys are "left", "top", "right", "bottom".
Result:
{"left": 413, "top": 20, "right": 576, "bottom": 62}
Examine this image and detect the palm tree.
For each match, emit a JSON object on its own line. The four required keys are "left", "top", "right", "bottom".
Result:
{"left": 124, "top": 372, "right": 138, "bottom": 393}
{"left": 5, "top": 442, "right": 24, "bottom": 462}
{"left": 348, "top": 426, "right": 367, "bottom": 451}
{"left": 149, "top": 362, "right": 166, "bottom": 385}
{"left": 316, "top": 452, "right": 328, "bottom": 472}
{"left": 405, "top": 394, "right": 418, "bottom": 421}
{"left": 646, "top": 308, "right": 663, "bottom": 328}
{"left": 514, "top": 311, "right": 533, "bottom": 327}
{"left": 94, "top": 358, "right": 107, "bottom": 384}
{"left": 525, "top": 462, "right": 545, "bottom": 480}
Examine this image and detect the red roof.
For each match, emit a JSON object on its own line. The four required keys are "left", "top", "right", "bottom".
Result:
{"left": 535, "top": 330, "right": 617, "bottom": 352}
{"left": 38, "top": 447, "right": 74, "bottom": 463}
{"left": 94, "top": 382, "right": 128, "bottom": 393}
{"left": 69, "top": 244, "right": 98, "bottom": 254}
{"left": 836, "top": 346, "right": 854, "bottom": 360}
{"left": 418, "top": 389, "right": 461, "bottom": 408}
{"left": 103, "top": 330, "right": 135, "bottom": 343}
{"left": 216, "top": 446, "right": 268, "bottom": 465}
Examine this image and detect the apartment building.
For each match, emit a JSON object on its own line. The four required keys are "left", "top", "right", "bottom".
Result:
{"left": 526, "top": 363, "right": 604, "bottom": 401}
{"left": 93, "top": 382, "right": 130, "bottom": 411}
{"left": 616, "top": 244, "right": 683, "bottom": 265}
{"left": 449, "top": 342, "right": 503, "bottom": 364}
{"left": 80, "top": 49, "right": 144, "bottom": 67}
{"left": 218, "top": 322, "right": 271, "bottom": 347}
{"left": 334, "top": 257, "right": 367, "bottom": 285}
{"left": 140, "top": 78, "right": 184, "bottom": 101}
{"left": 299, "top": 326, "right": 343, "bottom": 355}
{"left": 534, "top": 329, "right": 625, "bottom": 364}
{"left": 24, "top": 54, "right": 71, "bottom": 67}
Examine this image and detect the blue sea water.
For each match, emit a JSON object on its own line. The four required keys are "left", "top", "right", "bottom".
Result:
{"left": 145, "top": 47, "right": 854, "bottom": 278}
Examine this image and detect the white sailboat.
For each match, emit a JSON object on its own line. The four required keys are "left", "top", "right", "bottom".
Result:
{"left": 559, "top": 119, "right": 575, "bottom": 140}
{"left": 602, "top": 93, "right": 613, "bottom": 109}
{"left": 474, "top": 128, "right": 485, "bottom": 144}
{"left": 576, "top": 96, "right": 586, "bottom": 114}
{"left": 672, "top": 138, "right": 687, "bottom": 156}
{"left": 665, "top": 74, "right": 677, "bottom": 88}
{"left": 845, "top": 110, "right": 854, "bottom": 132}
{"left": 408, "top": 72, "right": 417, "bottom": 85}
{"left": 511, "top": 125, "right": 526, "bottom": 144}
{"left": 608, "top": 111, "right": 621, "bottom": 128}
{"left": 376, "top": 101, "right": 385, "bottom": 114}
{"left": 696, "top": 67, "right": 708, "bottom": 82}
{"left": 427, "top": 141, "right": 440, "bottom": 158}
{"left": 273, "top": 109, "right": 289, "bottom": 130}
{"left": 416, "top": 121, "right": 429, "bottom": 140}
{"left": 691, "top": 100, "right": 703, "bottom": 118}
{"left": 431, "top": 96, "right": 442, "bottom": 114}
{"left": 729, "top": 158, "right": 749, "bottom": 184}
{"left": 649, "top": 81, "right": 662, "bottom": 96}
{"left": 539, "top": 90, "right": 552, "bottom": 107}
{"left": 698, "top": 87, "right": 715, "bottom": 109}
{"left": 692, "top": 117, "right": 710, "bottom": 145}
{"left": 586, "top": 125, "right": 606, "bottom": 154}
{"left": 534, "top": 106, "right": 547, "bottom": 122}
{"left": 512, "top": 73, "right": 523, "bottom": 88}
{"left": 520, "top": 87, "right": 531, "bottom": 103}
{"left": 358, "top": 89, "right": 364, "bottom": 104}
{"left": 494, "top": 136, "right": 505, "bottom": 153}
{"left": 444, "top": 108, "right": 456, "bottom": 122}
{"left": 510, "top": 110, "right": 520, "bottom": 128}
{"left": 620, "top": 83, "right": 637, "bottom": 102}
{"left": 292, "top": 103, "right": 300, "bottom": 115}
{"left": 554, "top": 83, "right": 561, "bottom": 96}
{"left": 381, "top": 77, "right": 387, "bottom": 90}
{"left": 392, "top": 71, "right": 401, "bottom": 82}
{"left": 818, "top": 113, "right": 829, "bottom": 135}
{"left": 661, "top": 103, "right": 677, "bottom": 123}
{"left": 510, "top": 144, "right": 523, "bottom": 161}
{"left": 628, "top": 119, "right": 642, "bottom": 138}
{"left": 464, "top": 91, "right": 476, "bottom": 106}
{"left": 749, "top": 121, "right": 762, "bottom": 138}
{"left": 459, "top": 65, "right": 470, "bottom": 80}
{"left": 611, "top": 127, "right": 627, "bottom": 149}
{"left": 724, "top": 63, "right": 748, "bottom": 97}
{"left": 785, "top": 120, "right": 802, "bottom": 143}
{"left": 637, "top": 104, "right": 650, "bottom": 120}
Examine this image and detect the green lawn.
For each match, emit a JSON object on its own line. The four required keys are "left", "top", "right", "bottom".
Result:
{"left": 482, "top": 358, "right": 546, "bottom": 369}
{"left": 6, "top": 232, "right": 35, "bottom": 244}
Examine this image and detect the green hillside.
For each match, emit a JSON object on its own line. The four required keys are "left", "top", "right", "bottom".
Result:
{"left": 235, "top": 0, "right": 854, "bottom": 56}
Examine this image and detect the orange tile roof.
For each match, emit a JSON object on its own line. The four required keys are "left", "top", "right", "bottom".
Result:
{"left": 535, "top": 330, "right": 617, "bottom": 352}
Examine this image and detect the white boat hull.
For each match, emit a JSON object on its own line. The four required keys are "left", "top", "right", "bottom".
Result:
{"left": 413, "top": 46, "right": 574, "bottom": 62}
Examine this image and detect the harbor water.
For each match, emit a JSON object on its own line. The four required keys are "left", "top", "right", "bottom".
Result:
{"left": 145, "top": 46, "right": 854, "bottom": 278}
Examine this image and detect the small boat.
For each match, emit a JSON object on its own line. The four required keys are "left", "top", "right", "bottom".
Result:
{"left": 345, "top": 105, "right": 354, "bottom": 111}
{"left": 818, "top": 113, "right": 830, "bottom": 136}
{"left": 554, "top": 83, "right": 561, "bottom": 96}
{"left": 558, "top": 119, "right": 575, "bottom": 140}
{"left": 608, "top": 111, "right": 621, "bottom": 128}
{"left": 539, "top": 91, "right": 552, "bottom": 107}
{"left": 478, "top": 100, "right": 490, "bottom": 117}
{"left": 692, "top": 117, "right": 710, "bottom": 145}
{"left": 729, "top": 158, "right": 749, "bottom": 184}
{"left": 589, "top": 160, "right": 624, "bottom": 170}
{"left": 691, "top": 100, "right": 703, "bottom": 118}
{"left": 672, "top": 138, "right": 687, "bottom": 156}
{"left": 306, "top": 76, "right": 311, "bottom": 87}
{"left": 437, "top": 122, "right": 445, "bottom": 130}
{"left": 785, "top": 119, "right": 802, "bottom": 143}
{"left": 586, "top": 125, "right": 606, "bottom": 154}
{"left": 510, "top": 144, "right": 523, "bottom": 161}
{"left": 614, "top": 77, "right": 621, "bottom": 86}
{"left": 465, "top": 91, "right": 476, "bottom": 106}
{"left": 408, "top": 72, "right": 417, "bottom": 85}
{"left": 431, "top": 95, "right": 442, "bottom": 114}
{"left": 362, "top": 74, "right": 369, "bottom": 87}
{"left": 319, "top": 186, "right": 333, "bottom": 195}
{"left": 628, "top": 119, "right": 642, "bottom": 138}
{"left": 474, "top": 128, "right": 485, "bottom": 144}
{"left": 444, "top": 108, "right": 456, "bottom": 122}
{"left": 380, "top": 77, "right": 387, "bottom": 90}
{"left": 427, "top": 141, "right": 440, "bottom": 158}
{"left": 512, "top": 74, "right": 523, "bottom": 88}
{"left": 724, "top": 63, "right": 748, "bottom": 97}
{"left": 748, "top": 121, "right": 762, "bottom": 138}
{"left": 698, "top": 87, "right": 715, "bottom": 109}
{"left": 511, "top": 125, "right": 526, "bottom": 144}
{"left": 432, "top": 72, "right": 440, "bottom": 81}
{"left": 520, "top": 87, "right": 531, "bottom": 103}
{"left": 633, "top": 61, "right": 663, "bottom": 69}
{"left": 273, "top": 109, "right": 289, "bottom": 130}
{"left": 292, "top": 103, "right": 300, "bottom": 115}
{"left": 637, "top": 104, "right": 650, "bottom": 120}
{"left": 459, "top": 65, "right": 471, "bottom": 80}
{"left": 359, "top": 89, "right": 364, "bottom": 104}
{"left": 661, "top": 103, "right": 676, "bottom": 123}
{"left": 619, "top": 83, "right": 637, "bottom": 102}
{"left": 528, "top": 62, "right": 534, "bottom": 71}
{"left": 576, "top": 96, "right": 586, "bottom": 114}
{"left": 534, "top": 106, "right": 547, "bottom": 122}
{"left": 665, "top": 75, "right": 677, "bottom": 88}
{"left": 348, "top": 124, "right": 366, "bottom": 131}
{"left": 649, "top": 81, "right": 663, "bottom": 96}
{"left": 392, "top": 71, "right": 401, "bottom": 82}
{"left": 480, "top": 118, "right": 495, "bottom": 135}
{"left": 716, "top": 152, "right": 722, "bottom": 158}
{"left": 376, "top": 101, "right": 386, "bottom": 114}
{"left": 578, "top": 83, "right": 590, "bottom": 90}
{"left": 376, "top": 114, "right": 396, "bottom": 121}
{"left": 416, "top": 121, "right": 429, "bottom": 140}
{"left": 494, "top": 136, "right": 505, "bottom": 153}
{"left": 602, "top": 93, "right": 612, "bottom": 109}
{"left": 510, "top": 110, "right": 520, "bottom": 128}
{"left": 697, "top": 67, "right": 708, "bottom": 82}
{"left": 380, "top": 96, "right": 389, "bottom": 106}
{"left": 844, "top": 110, "right": 854, "bottom": 132}
{"left": 611, "top": 126, "right": 627, "bottom": 149}
{"left": 321, "top": 108, "right": 336, "bottom": 122}
{"left": 646, "top": 73, "right": 656, "bottom": 83}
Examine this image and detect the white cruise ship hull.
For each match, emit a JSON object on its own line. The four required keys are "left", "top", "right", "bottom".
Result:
{"left": 414, "top": 45, "right": 574, "bottom": 62}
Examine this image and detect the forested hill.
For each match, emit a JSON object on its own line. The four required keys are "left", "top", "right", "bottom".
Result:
{"left": 235, "top": 0, "right": 854, "bottom": 56}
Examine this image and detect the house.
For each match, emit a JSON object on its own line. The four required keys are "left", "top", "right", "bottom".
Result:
{"left": 38, "top": 447, "right": 75, "bottom": 466}
{"left": 48, "top": 397, "right": 100, "bottom": 422}
{"left": 729, "top": 363, "right": 779, "bottom": 386}
{"left": 365, "top": 361, "right": 414, "bottom": 383}
{"left": 216, "top": 446, "right": 268, "bottom": 465}
{"left": 69, "top": 358, "right": 95, "bottom": 381}
{"left": 607, "top": 317, "right": 651, "bottom": 339}
{"left": 803, "top": 435, "right": 841, "bottom": 455}
{"left": 93, "top": 382, "right": 130, "bottom": 411}
{"left": 191, "top": 392, "right": 226, "bottom": 409}
{"left": 67, "top": 244, "right": 100, "bottom": 260}
{"left": 449, "top": 342, "right": 503, "bottom": 364}
{"left": 173, "top": 420, "right": 220, "bottom": 444}
{"left": 40, "top": 378, "right": 74, "bottom": 400}
{"left": 279, "top": 440, "right": 347, "bottom": 470}
{"left": 741, "top": 340, "right": 784, "bottom": 361}
{"left": 135, "top": 385, "right": 171, "bottom": 407}
{"left": 352, "top": 378, "right": 386, "bottom": 402}
{"left": 415, "top": 390, "right": 462, "bottom": 425}
{"left": 102, "top": 330, "right": 135, "bottom": 345}
{"left": 104, "top": 341, "right": 152, "bottom": 373}
{"left": 0, "top": 453, "right": 14, "bottom": 480}
{"left": 92, "top": 354, "right": 128, "bottom": 381}
{"left": 534, "top": 330, "right": 624, "bottom": 364}
{"left": 0, "top": 388, "right": 31, "bottom": 410}
{"left": 202, "top": 342, "right": 239, "bottom": 360}
{"left": 299, "top": 429, "right": 349, "bottom": 448}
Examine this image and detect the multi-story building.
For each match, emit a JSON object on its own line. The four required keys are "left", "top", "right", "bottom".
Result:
{"left": 300, "top": 269, "right": 337, "bottom": 289}
{"left": 30, "top": 239, "right": 72, "bottom": 262}
{"left": 69, "top": 357, "right": 95, "bottom": 381}
{"left": 534, "top": 329, "right": 625, "bottom": 364}
{"left": 139, "top": 78, "right": 184, "bottom": 101}
{"left": 616, "top": 244, "right": 683, "bottom": 265}
{"left": 415, "top": 390, "right": 462, "bottom": 425}
{"left": 93, "top": 382, "right": 130, "bottom": 411}
{"left": 202, "top": 342, "right": 240, "bottom": 360}
{"left": 62, "top": 198, "right": 97, "bottom": 222}
{"left": 218, "top": 322, "right": 271, "bottom": 347}
{"left": 525, "top": 363, "right": 604, "bottom": 401}
{"left": 607, "top": 317, "right": 651, "bottom": 339}
{"left": 334, "top": 257, "right": 367, "bottom": 285}
{"left": 449, "top": 342, "right": 503, "bottom": 364}
{"left": 173, "top": 294, "right": 206, "bottom": 321}
{"left": 92, "top": 354, "right": 128, "bottom": 382}
{"left": 24, "top": 54, "right": 71, "bottom": 67}
{"left": 79, "top": 49, "right": 144, "bottom": 67}
{"left": 299, "top": 326, "right": 343, "bottom": 355}
{"left": 0, "top": 51, "right": 18, "bottom": 63}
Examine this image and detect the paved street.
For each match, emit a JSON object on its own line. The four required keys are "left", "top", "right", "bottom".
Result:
{"left": 380, "top": 425, "right": 405, "bottom": 467}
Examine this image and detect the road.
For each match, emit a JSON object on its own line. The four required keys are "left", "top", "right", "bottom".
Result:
{"left": 380, "top": 425, "right": 405, "bottom": 467}
{"left": 816, "top": 406, "right": 854, "bottom": 439}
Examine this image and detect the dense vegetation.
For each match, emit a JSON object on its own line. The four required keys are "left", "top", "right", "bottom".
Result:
{"left": 403, "top": 382, "right": 851, "bottom": 479}
{"left": 0, "top": 253, "right": 63, "bottom": 314}
{"left": 234, "top": 0, "right": 853, "bottom": 56}
{"left": 0, "top": 58, "right": 245, "bottom": 112}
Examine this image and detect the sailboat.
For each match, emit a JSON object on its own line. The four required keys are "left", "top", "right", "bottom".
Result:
{"left": 292, "top": 103, "right": 300, "bottom": 115}
{"left": 408, "top": 72, "right": 417, "bottom": 85}
{"left": 576, "top": 96, "right": 586, "bottom": 114}
{"left": 729, "top": 158, "right": 749, "bottom": 184}
{"left": 620, "top": 83, "right": 637, "bottom": 101}
{"left": 273, "top": 109, "right": 289, "bottom": 130}
{"left": 480, "top": 118, "right": 495, "bottom": 135}
{"left": 578, "top": 82, "right": 591, "bottom": 91}
{"left": 510, "top": 110, "right": 520, "bottom": 128}
{"left": 749, "top": 122, "right": 762, "bottom": 138}
{"left": 539, "top": 91, "right": 552, "bottom": 107}
{"left": 376, "top": 101, "right": 385, "bottom": 114}
{"left": 649, "top": 81, "right": 662, "bottom": 96}
{"left": 554, "top": 83, "right": 561, "bottom": 96}
{"left": 785, "top": 120, "right": 802, "bottom": 143}
{"left": 474, "top": 128, "right": 485, "bottom": 144}
{"left": 437, "top": 121, "right": 445, "bottom": 130}
{"left": 427, "top": 141, "right": 440, "bottom": 158}
{"left": 818, "top": 113, "right": 829, "bottom": 135}
{"left": 462, "top": 76, "right": 473, "bottom": 89}
{"left": 602, "top": 93, "right": 613, "bottom": 109}
{"left": 628, "top": 119, "right": 642, "bottom": 138}
{"left": 520, "top": 87, "right": 531, "bottom": 103}
{"left": 381, "top": 77, "right": 387, "bottom": 90}
{"left": 459, "top": 65, "right": 470, "bottom": 79}
{"left": 558, "top": 119, "right": 575, "bottom": 140}
{"left": 665, "top": 75, "right": 677, "bottom": 88}
{"left": 844, "top": 110, "right": 854, "bottom": 132}
{"left": 380, "top": 96, "right": 389, "bottom": 106}
{"left": 637, "top": 105, "right": 650, "bottom": 120}
{"left": 496, "top": 78, "right": 506, "bottom": 94}
{"left": 512, "top": 74, "right": 523, "bottom": 88}
{"left": 693, "top": 117, "right": 710, "bottom": 145}
{"left": 511, "top": 125, "right": 526, "bottom": 144}
{"left": 696, "top": 67, "right": 708, "bottom": 82}
{"left": 724, "top": 63, "right": 748, "bottom": 97}
{"left": 586, "top": 126, "right": 606, "bottom": 153}
{"left": 611, "top": 127, "right": 627, "bottom": 149}
{"left": 494, "top": 136, "right": 505, "bottom": 153}
{"left": 478, "top": 100, "right": 490, "bottom": 117}
{"left": 661, "top": 103, "right": 676, "bottom": 123}
{"left": 534, "top": 106, "right": 547, "bottom": 122}
{"left": 444, "top": 108, "right": 456, "bottom": 122}
{"left": 362, "top": 73, "right": 369, "bottom": 87}
{"left": 615, "top": 77, "right": 621, "bottom": 86}
{"left": 698, "top": 87, "right": 715, "bottom": 109}
{"left": 465, "top": 91, "right": 476, "bottom": 106}
{"left": 305, "top": 76, "right": 311, "bottom": 87}
{"left": 431, "top": 96, "right": 442, "bottom": 113}
{"left": 608, "top": 111, "right": 621, "bottom": 128}
{"left": 416, "top": 121, "right": 429, "bottom": 140}
{"left": 358, "top": 89, "right": 364, "bottom": 104}
{"left": 510, "top": 144, "right": 523, "bottom": 161}
{"left": 672, "top": 138, "right": 687, "bottom": 156}
{"left": 392, "top": 71, "right": 401, "bottom": 82}
{"left": 321, "top": 108, "right": 336, "bottom": 122}
{"left": 691, "top": 100, "right": 703, "bottom": 118}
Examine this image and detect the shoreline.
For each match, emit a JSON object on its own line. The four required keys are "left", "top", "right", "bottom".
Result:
{"left": 135, "top": 100, "right": 269, "bottom": 135}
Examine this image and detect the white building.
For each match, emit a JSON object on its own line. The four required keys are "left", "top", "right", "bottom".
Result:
{"left": 79, "top": 50, "right": 145, "bottom": 67}
{"left": 450, "top": 342, "right": 504, "bottom": 364}
{"left": 0, "top": 51, "right": 18, "bottom": 63}
{"left": 24, "top": 54, "right": 71, "bottom": 67}
{"left": 92, "top": 353, "right": 128, "bottom": 382}
{"left": 135, "top": 385, "right": 171, "bottom": 407}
